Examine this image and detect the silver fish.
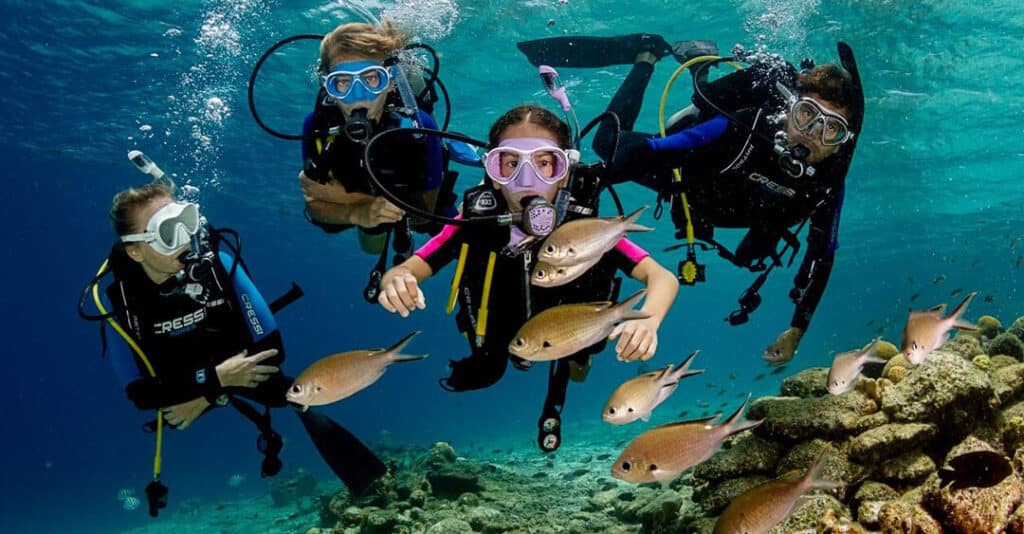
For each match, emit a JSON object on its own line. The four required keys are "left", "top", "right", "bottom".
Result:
{"left": 287, "top": 331, "right": 427, "bottom": 410}
{"left": 537, "top": 206, "right": 651, "bottom": 266}
{"left": 827, "top": 338, "right": 886, "bottom": 395}
{"left": 713, "top": 448, "right": 840, "bottom": 533}
{"left": 509, "top": 290, "right": 649, "bottom": 362}
{"left": 902, "top": 292, "right": 977, "bottom": 365}
{"left": 603, "top": 350, "right": 704, "bottom": 425}
{"left": 611, "top": 396, "right": 762, "bottom": 485}
{"left": 531, "top": 256, "right": 600, "bottom": 288}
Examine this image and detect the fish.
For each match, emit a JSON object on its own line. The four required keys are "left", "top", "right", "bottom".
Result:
{"left": 984, "top": 295, "right": 995, "bottom": 303}
{"left": 122, "top": 496, "right": 141, "bottom": 511}
{"left": 287, "top": 331, "right": 428, "bottom": 410}
{"left": 865, "top": 319, "right": 875, "bottom": 327}
{"left": 933, "top": 275, "right": 946, "bottom": 285}
{"left": 531, "top": 256, "right": 600, "bottom": 288}
{"left": 611, "top": 396, "right": 762, "bottom": 485}
{"left": 728, "top": 373, "right": 738, "bottom": 380}
{"left": 971, "top": 258, "right": 983, "bottom": 267}
{"left": 770, "top": 365, "right": 789, "bottom": 376}
{"left": 902, "top": 292, "right": 978, "bottom": 365}
{"left": 713, "top": 448, "right": 840, "bottom": 533}
{"left": 1012, "top": 238, "right": 1020, "bottom": 251}
{"left": 227, "top": 474, "right": 246, "bottom": 488}
{"left": 677, "top": 410, "right": 689, "bottom": 418}
{"left": 753, "top": 373, "right": 766, "bottom": 381}
{"left": 1017, "top": 256, "right": 1023, "bottom": 268}
{"left": 509, "top": 290, "right": 649, "bottom": 362}
{"left": 938, "top": 450, "right": 1012, "bottom": 491}
{"left": 537, "top": 206, "right": 652, "bottom": 266}
{"left": 116, "top": 488, "right": 136, "bottom": 503}
{"left": 910, "top": 292, "right": 920, "bottom": 302}
{"left": 697, "top": 401, "right": 711, "bottom": 408}
{"left": 950, "top": 288, "right": 963, "bottom": 297}
{"left": 827, "top": 338, "right": 886, "bottom": 395}
{"left": 602, "top": 350, "right": 703, "bottom": 425}
{"left": 706, "top": 382, "right": 718, "bottom": 389}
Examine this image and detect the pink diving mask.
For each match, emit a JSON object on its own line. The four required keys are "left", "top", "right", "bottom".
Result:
{"left": 483, "top": 138, "right": 578, "bottom": 196}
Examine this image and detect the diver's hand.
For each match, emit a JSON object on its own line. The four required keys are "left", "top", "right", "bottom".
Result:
{"left": 357, "top": 196, "right": 405, "bottom": 228}
{"left": 299, "top": 173, "right": 365, "bottom": 204}
{"left": 162, "top": 397, "right": 210, "bottom": 430}
{"left": 609, "top": 319, "right": 658, "bottom": 362}
{"left": 763, "top": 327, "right": 803, "bottom": 365}
{"left": 379, "top": 266, "right": 426, "bottom": 317}
{"left": 215, "top": 349, "right": 279, "bottom": 388}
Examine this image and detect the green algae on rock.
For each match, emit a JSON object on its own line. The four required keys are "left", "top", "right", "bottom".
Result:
{"left": 989, "top": 332, "right": 1024, "bottom": 360}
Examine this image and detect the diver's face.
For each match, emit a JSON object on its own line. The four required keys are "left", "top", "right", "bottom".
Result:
{"left": 492, "top": 122, "right": 568, "bottom": 211}
{"left": 785, "top": 92, "right": 849, "bottom": 165}
{"left": 329, "top": 53, "right": 390, "bottom": 122}
{"left": 125, "top": 196, "right": 187, "bottom": 283}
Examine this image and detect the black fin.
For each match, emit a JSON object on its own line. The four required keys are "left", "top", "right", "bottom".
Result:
{"left": 517, "top": 33, "right": 672, "bottom": 68}
{"left": 296, "top": 409, "right": 387, "bottom": 495}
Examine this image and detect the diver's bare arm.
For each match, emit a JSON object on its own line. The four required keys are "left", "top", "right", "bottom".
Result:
{"left": 629, "top": 257, "right": 679, "bottom": 328}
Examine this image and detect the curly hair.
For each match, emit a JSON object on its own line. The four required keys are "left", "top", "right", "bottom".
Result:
{"left": 796, "top": 64, "right": 856, "bottom": 114}
{"left": 487, "top": 104, "right": 572, "bottom": 149}
{"left": 318, "top": 20, "right": 410, "bottom": 73}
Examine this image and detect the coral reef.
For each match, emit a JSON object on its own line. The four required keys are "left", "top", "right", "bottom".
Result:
{"left": 989, "top": 332, "right": 1024, "bottom": 360}
{"left": 679, "top": 312, "right": 1024, "bottom": 533}
{"left": 978, "top": 315, "right": 1003, "bottom": 338}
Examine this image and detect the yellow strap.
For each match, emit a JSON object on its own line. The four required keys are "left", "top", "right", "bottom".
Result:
{"left": 314, "top": 136, "right": 336, "bottom": 181}
{"left": 475, "top": 252, "right": 497, "bottom": 343}
{"left": 446, "top": 243, "right": 469, "bottom": 314}
{"left": 91, "top": 259, "right": 163, "bottom": 479}
{"left": 657, "top": 56, "right": 744, "bottom": 248}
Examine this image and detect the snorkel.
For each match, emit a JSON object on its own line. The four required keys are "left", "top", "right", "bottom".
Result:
{"left": 125, "top": 151, "right": 220, "bottom": 299}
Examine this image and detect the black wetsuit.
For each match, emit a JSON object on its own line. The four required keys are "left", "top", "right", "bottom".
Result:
{"left": 301, "top": 108, "right": 446, "bottom": 235}
{"left": 105, "top": 247, "right": 286, "bottom": 409}
{"left": 593, "top": 61, "right": 847, "bottom": 331}
{"left": 415, "top": 188, "right": 650, "bottom": 449}
{"left": 102, "top": 244, "right": 385, "bottom": 492}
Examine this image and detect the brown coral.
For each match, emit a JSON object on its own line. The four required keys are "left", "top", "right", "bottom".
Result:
{"left": 979, "top": 315, "right": 1003, "bottom": 338}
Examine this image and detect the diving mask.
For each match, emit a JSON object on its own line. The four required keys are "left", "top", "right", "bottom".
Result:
{"left": 321, "top": 61, "right": 391, "bottom": 104}
{"left": 483, "top": 138, "right": 578, "bottom": 189}
{"left": 778, "top": 83, "right": 852, "bottom": 146}
{"left": 121, "top": 201, "right": 202, "bottom": 256}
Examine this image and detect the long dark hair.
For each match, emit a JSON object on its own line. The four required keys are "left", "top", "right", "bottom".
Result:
{"left": 487, "top": 104, "right": 571, "bottom": 149}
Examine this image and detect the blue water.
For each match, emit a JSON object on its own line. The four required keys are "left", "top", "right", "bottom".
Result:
{"left": 4, "top": 0, "right": 1024, "bottom": 531}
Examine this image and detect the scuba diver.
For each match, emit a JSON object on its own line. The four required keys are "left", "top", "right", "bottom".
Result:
{"left": 518, "top": 33, "right": 865, "bottom": 365}
{"left": 79, "top": 157, "right": 386, "bottom": 517}
{"left": 297, "top": 20, "right": 457, "bottom": 270}
{"left": 373, "top": 104, "right": 679, "bottom": 453}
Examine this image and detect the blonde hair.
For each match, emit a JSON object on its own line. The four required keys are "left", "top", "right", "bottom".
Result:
{"left": 318, "top": 20, "right": 409, "bottom": 73}
{"left": 110, "top": 183, "right": 173, "bottom": 236}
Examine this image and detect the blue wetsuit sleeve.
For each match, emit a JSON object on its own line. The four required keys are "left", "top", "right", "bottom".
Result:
{"left": 300, "top": 112, "right": 315, "bottom": 163}
{"left": 102, "top": 292, "right": 144, "bottom": 387}
{"left": 221, "top": 250, "right": 277, "bottom": 343}
{"left": 646, "top": 114, "right": 729, "bottom": 154}
{"left": 418, "top": 110, "right": 444, "bottom": 190}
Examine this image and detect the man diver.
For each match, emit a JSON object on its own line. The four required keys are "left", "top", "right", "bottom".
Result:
{"left": 298, "top": 20, "right": 452, "bottom": 263}
{"left": 519, "top": 33, "right": 865, "bottom": 365}
{"left": 86, "top": 181, "right": 386, "bottom": 515}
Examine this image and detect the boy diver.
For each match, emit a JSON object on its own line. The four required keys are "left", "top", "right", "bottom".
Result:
{"left": 297, "top": 20, "right": 455, "bottom": 270}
